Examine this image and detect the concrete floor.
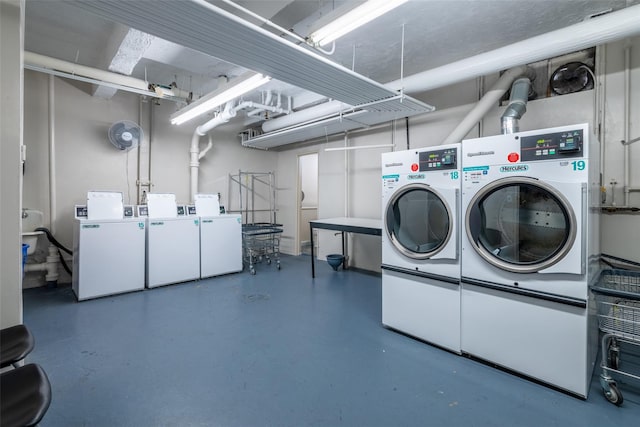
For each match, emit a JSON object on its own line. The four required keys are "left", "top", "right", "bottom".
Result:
{"left": 23, "top": 255, "right": 638, "bottom": 426}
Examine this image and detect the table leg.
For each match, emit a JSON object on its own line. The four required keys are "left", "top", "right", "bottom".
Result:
{"left": 341, "top": 231, "right": 347, "bottom": 269}
{"left": 310, "top": 223, "right": 315, "bottom": 278}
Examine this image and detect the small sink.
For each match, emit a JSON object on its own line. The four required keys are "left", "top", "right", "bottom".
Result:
{"left": 22, "top": 209, "right": 44, "bottom": 255}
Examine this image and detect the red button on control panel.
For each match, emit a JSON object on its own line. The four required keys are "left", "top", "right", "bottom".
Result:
{"left": 507, "top": 152, "right": 520, "bottom": 163}
{"left": 411, "top": 163, "right": 419, "bottom": 172}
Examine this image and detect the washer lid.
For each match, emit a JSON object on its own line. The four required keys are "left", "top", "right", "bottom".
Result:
{"left": 385, "top": 183, "right": 457, "bottom": 260}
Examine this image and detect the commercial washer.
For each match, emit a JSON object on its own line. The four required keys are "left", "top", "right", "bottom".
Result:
{"left": 381, "top": 143, "right": 461, "bottom": 353}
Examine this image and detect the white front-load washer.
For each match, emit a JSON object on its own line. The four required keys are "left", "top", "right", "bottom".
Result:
{"left": 195, "top": 192, "right": 242, "bottom": 278}
{"left": 72, "top": 192, "right": 146, "bottom": 301}
{"left": 460, "top": 123, "right": 600, "bottom": 397}
{"left": 381, "top": 143, "right": 461, "bottom": 353}
{"left": 145, "top": 193, "right": 200, "bottom": 288}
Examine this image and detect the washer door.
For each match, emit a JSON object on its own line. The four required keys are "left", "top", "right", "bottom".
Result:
{"left": 466, "top": 177, "right": 577, "bottom": 273}
{"left": 385, "top": 183, "right": 454, "bottom": 260}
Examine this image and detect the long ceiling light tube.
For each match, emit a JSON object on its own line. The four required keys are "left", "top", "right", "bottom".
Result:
{"left": 309, "top": 0, "right": 409, "bottom": 47}
{"left": 170, "top": 72, "right": 271, "bottom": 125}
{"left": 386, "top": 3, "right": 640, "bottom": 93}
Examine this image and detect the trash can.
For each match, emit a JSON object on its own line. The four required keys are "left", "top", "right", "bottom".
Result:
{"left": 22, "top": 244, "right": 29, "bottom": 276}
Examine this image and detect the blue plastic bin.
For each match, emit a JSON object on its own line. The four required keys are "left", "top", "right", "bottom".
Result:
{"left": 22, "top": 244, "right": 29, "bottom": 276}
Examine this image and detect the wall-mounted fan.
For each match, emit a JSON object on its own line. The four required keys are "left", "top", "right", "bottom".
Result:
{"left": 108, "top": 120, "right": 143, "bottom": 151}
{"left": 549, "top": 62, "right": 594, "bottom": 95}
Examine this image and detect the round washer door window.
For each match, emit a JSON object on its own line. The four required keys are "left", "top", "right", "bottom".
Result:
{"left": 466, "top": 177, "right": 576, "bottom": 273}
{"left": 385, "top": 183, "right": 453, "bottom": 260}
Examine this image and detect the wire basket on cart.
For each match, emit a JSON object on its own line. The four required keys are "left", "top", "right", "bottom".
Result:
{"left": 242, "top": 223, "right": 283, "bottom": 275}
{"left": 592, "top": 269, "right": 640, "bottom": 406}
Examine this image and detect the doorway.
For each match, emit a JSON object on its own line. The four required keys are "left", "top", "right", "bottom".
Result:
{"left": 297, "top": 152, "right": 318, "bottom": 255}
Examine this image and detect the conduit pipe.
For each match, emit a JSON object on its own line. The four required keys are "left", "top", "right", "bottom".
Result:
{"left": 48, "top": 75, "right": 57, "bottom": 236}
{"left": 441, "top": 66, "right": 529, "bottom": 145}
{"left": 624, "top": 45, "right": 631, "bottom": 207}
{"left": 386, "top": 4, "right": 640, "bottom": 94}
{"left": 501, "top": 77, "right": 531, "bottom": 134}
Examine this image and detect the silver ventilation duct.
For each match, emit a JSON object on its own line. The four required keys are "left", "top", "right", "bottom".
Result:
{"left": 501, "top": 77, "right": 532, "bottom": 134}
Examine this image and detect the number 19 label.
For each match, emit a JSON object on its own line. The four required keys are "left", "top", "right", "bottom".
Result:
{"left": 571, "top": 160, "right": 586, "bottom": 171}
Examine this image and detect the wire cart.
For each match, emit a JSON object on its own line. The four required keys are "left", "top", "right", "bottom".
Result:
{"left": 242, "top": 223, "right": 283, "bottom": 275}
{"left": 592, "top": 269, "right": 640, "bottom": 406}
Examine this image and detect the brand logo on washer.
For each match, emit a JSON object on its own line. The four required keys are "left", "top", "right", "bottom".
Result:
{"left": 467, "top": 151, "right": 495, "bottom": 157}
{"left": 407, "top": 174, "right": 425, "bottom": 180}
{"left": 499, "top": 165, "right": 529, "bottom": 172}
{"left": 384, "top": 162, "right": 403, "bottom": 167}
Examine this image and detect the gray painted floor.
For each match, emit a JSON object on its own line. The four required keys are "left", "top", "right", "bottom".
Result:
{"left": 23, "top": 255, "right": 638, "bottom": 426}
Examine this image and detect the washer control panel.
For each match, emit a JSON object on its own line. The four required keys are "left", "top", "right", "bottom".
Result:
{"left": 418, "top": 147, "right": 457, "bottom": 171}
{"left": 520, "top": 129, "right": 583, "bottom": 162}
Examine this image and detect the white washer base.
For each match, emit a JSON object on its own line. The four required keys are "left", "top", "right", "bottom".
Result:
{"left": 382, "top": 269, "right": 461, "bottom": 354}
{"left": 461, "top": 283, "right": 597, "bottom": 398}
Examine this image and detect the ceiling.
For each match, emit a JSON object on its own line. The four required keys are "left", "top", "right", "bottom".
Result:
{"left": 23, "top": 0, "right": 638, "bottom": 133}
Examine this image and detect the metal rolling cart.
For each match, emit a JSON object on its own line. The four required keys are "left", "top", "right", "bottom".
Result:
{"left": 242, "top": 223, "right": 283, "bottom": 275}
{"left": 228, "top": 170, "right": 283, "bottom": 274}
{"left": 592, "top": 268, "right": 640, "bottom": 406}
{"left": 228, "top": 170, "right": 277, "bottom": 225}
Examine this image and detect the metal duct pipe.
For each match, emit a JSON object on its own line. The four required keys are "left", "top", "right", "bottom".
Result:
{"left": 501, "top": 77, "right": 531, "bottom": 134}
{"left": 441, "top": 66, "right": 529, "bottom": 145}
{"left": 386, "top": 4, "right": 640, "bottom": 93}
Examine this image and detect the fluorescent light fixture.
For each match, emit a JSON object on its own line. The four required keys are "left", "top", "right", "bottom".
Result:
{"left": 171, "top": 72, "right": 271, "bottom": 125}
{"left": 309, "top": 0, "right": 409, "bottom": 47}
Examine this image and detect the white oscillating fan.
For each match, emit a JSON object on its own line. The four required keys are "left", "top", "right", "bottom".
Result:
{"left": 108, "top": 120, "right": 143, "bottom": 151}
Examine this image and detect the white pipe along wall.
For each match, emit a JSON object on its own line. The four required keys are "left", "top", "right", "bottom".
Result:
{"left": 24, "top": 51, "right": 189, "bottom": 101}
{"left": 386, "top": 4, "right": 640, "bottom": 93}
{"left": 261, "top": 6, "right": 640, "bottom": 139}
{"left": 190, "top": 102, "right": 237, "bottom": 200}
{"left": 441, "top": 66, "right": 529, "bottom": 145}
{"left": 25, "top": 51, "right": 148, "bottom": 91}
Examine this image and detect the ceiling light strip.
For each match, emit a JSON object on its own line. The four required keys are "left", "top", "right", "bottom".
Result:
{"left": 310, "top": 0, "right": 409, "bottom": 47}
{"left": 170, "top": 72, "right": 271, "bottom": 125}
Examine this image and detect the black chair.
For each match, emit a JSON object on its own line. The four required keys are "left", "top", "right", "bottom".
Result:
{"left": 0, "top": 325, "right": 35, "bottom": 369}
{"left": 0, "top": 363, "right": 52, "bottom": 427}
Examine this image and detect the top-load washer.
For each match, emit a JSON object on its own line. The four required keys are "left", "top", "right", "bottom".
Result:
{"left": 381, "top": 143, "right": 461, "bottom": 352}
{"left": 145, "top": 193, "right": 200, "bottom": 288}
{"left": 460, "top": 123, "right": 600, "bottom": 397}
{"left": 72, "top": 191, "right": 146, "bottom": 300}
{"left": 195, "top": 194, "right": 242, "bottom": 278}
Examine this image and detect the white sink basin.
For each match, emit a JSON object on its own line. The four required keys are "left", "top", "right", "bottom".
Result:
{"left": 22, "top": 209, "right": 44, "bottom": 255}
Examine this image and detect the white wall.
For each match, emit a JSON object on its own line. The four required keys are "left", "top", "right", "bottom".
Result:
{"left": 19, "top": 36, "right": 640, "bottom": 287}
{"left": 22, "top": 71, "right": 277, "bottom": 286}
{"left": 1, "top": 0, "right": 24, "bottom": 328}
{"left": 600, "top": 37, "right": 640, "bottom": 261}
{"left": 276, "top": 36, "right": 640, "bottom": 271}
